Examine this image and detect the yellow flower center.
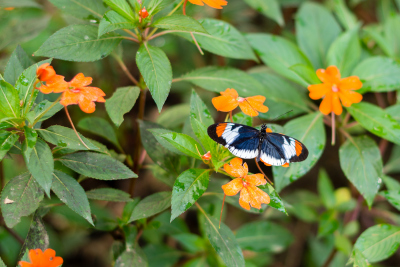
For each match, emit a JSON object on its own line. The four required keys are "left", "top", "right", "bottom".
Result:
{"left": 332, "top": 84, "right": 339, "bottom": 92}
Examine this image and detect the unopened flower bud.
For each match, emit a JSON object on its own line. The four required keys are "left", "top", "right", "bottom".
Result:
{"left": 139, "top": 7, "right": 149, "bottom": 19}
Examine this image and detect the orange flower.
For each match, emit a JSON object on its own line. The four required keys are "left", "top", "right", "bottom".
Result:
{"left": 4, "top": 7, "right": 15, "bottom": 10}
{"left": 36, "top": 63, "right": 68, "bottom": 94}
{"left": 201, "top": 151, "right": 211, "bottom": 161}
{"left": 308, "top": 66, "right": 363, "bottom": 115}
{"left": 221, "top": 158, "right": 270, "bottom": 210}
{"left": 188, "top": 0, "right": 227, "bottom": 9}
{"left": 139, "top": 7, "right": 149, "bottom": 19}
{"left": 19, "top": 248, "right": 63, "bottom": 267}
{"left": 60, "top": 73, "right": 106, "bottom": 113}
{"left": 212, "top": 88, "right": 268, "bottom": 117}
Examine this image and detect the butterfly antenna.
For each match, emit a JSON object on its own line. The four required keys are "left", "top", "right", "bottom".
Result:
{"left": 271, "top": 110, "right": 293, "bottom": 122}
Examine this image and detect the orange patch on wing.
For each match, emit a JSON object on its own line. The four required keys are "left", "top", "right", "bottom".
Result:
{"left": 266, "top": 128, "right": 273, "bottom": 133}
{"left": 216, "top": 123, "right": 227, "bottom": 137}
{"left": 282, "top": 163, "right": 289, "bottom": 167}
{"left": 295, "top": 141, "right": 303, "bottom": 156}
{"left": 260, "top": 158, "right": 271, "bottom": 166}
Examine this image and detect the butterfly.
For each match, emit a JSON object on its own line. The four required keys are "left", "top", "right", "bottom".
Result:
{"left": 207, "top": 123, "right": 308, "bottom": 166}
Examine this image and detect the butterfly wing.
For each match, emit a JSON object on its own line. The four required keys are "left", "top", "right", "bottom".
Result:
{"left": 259, "top": 133, "right": 308, "bottom": 166}
{"left": 207, "top": 123, "right": 260, "bottom": 159}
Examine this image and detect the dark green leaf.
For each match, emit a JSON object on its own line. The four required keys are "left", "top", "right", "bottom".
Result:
{"left": 143, "top": 244, "right": 180, "bottom": 267}
{"left": 354, "top": 224, "right": 400, "bottom": 262}
{"left": 129, "top": 191, "right": 172, "bottom": 222}
{"left": 171, "top": 169, "right": 209, "bottom": 221}
{"left": 38, "top": 125, "right": 98, "bottom": 151}
{"left": 141, "top": 0, "right": 174, "bottom": 15}
{"left": 380, "top": 190, "right": 400, "bottom": 211}
{"left": 318, "top": 210, "right": 339, "bottom": 237}
{"left": 273, "top": 112, "right": 325, "bottom": 191}
{"left": 247, "top": 33, "right": 312, "bottom": 86}
{"left": 157, "top": 104, "right": 190, "bottom": 128}
{"left": 106, "top": 86, "right": 141, "bottom": 127}
{"left": 339, "top": 135, "right": 382, "bottom": 207}
{"left": 176, "top": 18, "right": 257, "bottom": 61}
{"left": 243, "top": 0, "right": 283, "bottom": 26}
{"left": 59, "top": 152, "right": 137, "bottom": 180}
{"left": 48, "top": 0, "right": 107, "bottom": 21}
{"left": 26, "top": 139, "right": 54, "bottom": 196}
{"left": 136, "top": 43, "right": 172, "bottom": 112}
{"left": 86, "top": 188, "right": 132, "bottom": 202}
{"left": 0, "top": 80, "right": 19, "bottom": 119}
{"left": 33, "top": 100, "right": 63, "bottom": 122}
{"left": 78, "top": 117, "right": 121, "bottom": 150}
{"left": 318, "top": 169, "right": 336, "bottom": 209}
{"left": 296, "top": 2, "right": 342, "bottom": 69}
{"left": 202, "top": 211, "right": 245, "bottom": 267}
{"left": 4, "top": 45, "right": 34, "bottom": 85}
{"left": 115, "top": 245, "right": 148, "bottom": 267}
{"left": 159, "top": 132, "right": 203, "bottom": 159}
{"left": 104, "top": 0, "right": 135, "bottom": 21}
{"left": 152, "top": 15, "right": 208, "bottom": 34}
{"left": 347, "top": 102, "right": 400, "bottom": 145}
{"left": 260, "top": 183, "right": 287, "bottom": 214}
{"left": 34, "top": 25, "right": 123, "bottom": 62}
{"left": 22, "top": 126, "right": 37, "bottom": 160}
{"left": 52, "top": 170, "right": 93, "bottom": 225}
{"left": 0, "top": 131, "right": 18, "bottom": 161}
{"left": 0, "top": 173, "right": 44, "bottom": 228}
{"left": 172, "top": 233, "right": 206, "bottom": 253}
{"left": 236, "top": 221, "right": 293, "bottom": 253}
{"left": 99, "top": 10, "right": 136, "bottom": 37}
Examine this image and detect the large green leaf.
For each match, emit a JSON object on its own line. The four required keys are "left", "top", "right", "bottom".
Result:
{"left": 98, "top": 10, "right": 136, "bottom": 37}
{"left": 353, "top": 56, "right": 400, "bottom": 92}
{"left": 38, "top": 125, "right": 98, "bottom": 151}
{"left": 48, "top": 0, "right": 107, "bottom": 21}
{"left": 4, "top": 45, "right": 34, "bottom": 86}
{"left": 52, "top": 170, "right": 93, "bottom": 225}
{"left": 104, "top": 0, "right": 135, "bottom": 21}
{"left": 273, "top": 112, "right": 325, "bottom": 192}
{"left": 354, "top": 224, "right": 400, "bottom": 262}
{"left": 0, "top": 173, "right": 44, "bottom": 228}
{"left": 141, "top": 0, "right": 174, "bottom": 15}
{"left": 0, "top": 131, "right": 18, "bottom": 161}
{"left": 386, "top": 104, "right": 400, "bottom": 124}
{"left": 157, "top": 104, "right": 190, "bottom": 128}
{"left": 34, "top": 25, "right": 123, "bottom": 62}
{"left": 176, "top": 19, "right": 257, "bottom": 61}
{"left": 26, "top": 139, "right": 54, "bottom": 196}
{"left": 78, "top": 117, "right": 121, "bottom": 150}
{"left": 136, "top": 43, "right": 172, "bottom": 112}
{"left": 379, "top": 190, "right": 400, "bottom": 211}
{"left": 59, "top": 152, "right": 137, "bottom": 180}
{"left": 247, "top": 33, "right": 312, "bottom": 86}
{"left": 384, "top": 145, "right": 400, "bottom": 174}
{"left": 339, "top": 135, "right": 382, "bottom": 207}
{"left": 351, "top": 249, "right": 371, "bottom": 267}
{"left": 326, "top": 27, "right": 361, "bottom": 77}
{"left": 159, "top": 132, "right": 203, "bottom": 159}
{"left": 86, "top": 188, "right": 132, "bottom": 202}
{"left": 347, "top": 102, "right": 400, "bottom": 145}
{"left": 129, "top": 191, "right": 172, "bottom": 222}
{"left": 115, "top": 246, "right": 148, "bottom": 267}
{"left": 333, "top": 0, "right": 358, "bottom": 30}
{"left": 236, "top": 221, "right": 293, "bottom": 253}
{"left": 105, "top": 86, "right": 140, "bottom": 127}
{"left": 171, "top": 169, "right": 209, "bottom": 221}
{"left": 296, "top": 2, "right": 342, "bottom": 69}
{"left": 202, "top": 211, "right": 245, "bottom": 267}
{"left": 243, "top": 0, "right": 283, "bottom": 26}
{"left": 384, "top": 13, "right": 400, "bottom": 59}
{"left": 33, "top": 100, "right": 63, "bottom": 122}
{"left": 143, "top": 244, "right": 180, "bottom": 267}
{"left": 0, "top": 80, "right": 19, "bottom": 119}
{"left": 22, "top": 126, "right": 37, "bottom": 161}
{"left": 175, "top": 66, "right": 265, "bottom": 96}
{"left": 152, "top": 15, "right": 208, "bottom": 34}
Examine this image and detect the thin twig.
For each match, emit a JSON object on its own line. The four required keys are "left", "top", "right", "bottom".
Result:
{"left": 64, "top": 107, "right": 90, "bottom": 150}
{"left": 342, "top": 112, "right": 351, "bottom": 127}
{"left": 183, "top": 0, "right": 204, "bottom": 55}
{"left": 114, "top": 56, "right": 139, "bottom": 85}
{"left": 219, "top": 194, "right": 226, "bottom": 229}
{"left": 254, "top": 158, "right": 273, "bottom": 184}
{"left": 147, "top": 30, "right": 177, "bottom": 40}
{"left": 331, "top": 112, "right": 335, "bottom": 146}
{"left": 121, "top": 36, "right": 140, "bottom": 43}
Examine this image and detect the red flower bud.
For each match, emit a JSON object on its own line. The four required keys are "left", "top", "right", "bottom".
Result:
{"left": 139, "top": 7, "right": 149, "bottom": 19}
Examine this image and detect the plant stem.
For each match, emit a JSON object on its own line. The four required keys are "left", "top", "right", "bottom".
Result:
{"left": 182, "top": 0, "right": 204, "bottom": 55}
{"left": 254, "top": 158, "right": 273, "bottom": 184}
{"left": 64, "top": 107, "right": 90, "bottom": 150}
{"left": 0, "top": 161, "right": 4, "bottom": 190}
{"left": 32, "top": 94, "right": 63, "bottom": 125}
{"left": 219, "top": 194, "right": 226, "bottom": 229}
{"left": 114, "top": 56, "right": 139, "bottom": 85}
{"left": 121, "top": 36, "right": 140, "bottom": 43}
{"left": 331, "top": 112, "right": 335, "bottom": 146}
{"left": 147, "top": 30, "right": 179, "bottom": 40}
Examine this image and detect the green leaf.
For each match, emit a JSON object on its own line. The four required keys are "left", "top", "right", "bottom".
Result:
{"left": 273, "top": 112, "right": 325, "bottom": 192}
{"left": 136, "top": 43, "right": 172, "bottom": 112}
{"left": 333, "top": 0, "right": 358, "bottom": 30}
{"left": 141, "top": 0, "right": 174, "bottom": 15}
{"left": 0, "top": 131, "right": 18, "bottom": 161}
{"left": 386, "top": 104, "right": 400, "bottom": 123}
{"left": 78, "top": 117, "right": 121, "bottom": 150}
{"left": 4, "top": 45, "right": 34, "bottom": 85}
{"left": 106, "top": 86, "right": 140, "bottom": 127}
{"left": 143, "top": 244, "right": 180, "bottom": 267}
{"left": 379, "top": 190, "right": 400, "bottom": 211}
{"left": 99, "top": 10, "right": 136, "bottom": 37}
{"left": 104, "top": 0, "right": 135, "bottom": 21}
{"left": 326, "top": 27, "right": 361, "bottom": 77}
{"left": 22, "top": 126, "right": 37, "bottom": 160}
{"left": 129, "top": 191, "right": 172, "bottom": 222}
{"left": 289, "top": 63, "right": 321, "bottom": 85}
{"left": 26, "top": 138, "right": 54, "bottom": 196}
{"left": 176, "top": 66, "right": 265, "bottom": 96}
{"left": 318, "top": 210, "right": 339, "bottom": 237}
{"left": 296, "top": 2, "right": 342, "bottom": 69}
{"left": 159, "top": 132, "right": 203, "bottom": 159}
{"left": 363, "top": 25, "right": 393, "bottom": 58}
{"left": 0, "top": 80, "right": 19, "bottom": 119}
{"left": 260, "top": 183, "right": 287, "bottom": 214}
{"left": 318, "top": 169, "right": 336, "bottom": 209}
{"left": 34, "top": 25, "right": 123, "bottom": 62}
{"left": 384, "top": 145, "right": 400, "bottom": 174}
{"left": 247, "top": 33, "right": 312, "bottom": 86}
{"left": 236, "top": 221, "right": 293, "bottom": 253}
{"left": 172, "top": 233, "right": 206, "bottom": 253}
{"left": 339, "top": 135, "right": 382, "bottom": 207}
{"left": 353, "top": 56, "right": 400, "bottom": 92}
{"left": 33, "top": 100, "right": 63, "bottom": 122}
{"left": 250, "top": 71, "right": 310, "bottom": 120}
{"left": 0, "top": 0, "right": 42, "bottom": 8}
{"left": 0, "top": 173, "right": 44, "bottom": 228}
{"left": 52, "top": 170, "right": 94, "bottom": 225}
{"left": 115, "top": 246, "right": 149, "bottom": 267}
{"left": 157, "top": 103, "right": 190, "bottom": 128}
{"left": 59, "top": 152, "right": 137, "bottom": 180}
{"left": 48, "top": 0, "right": 107, "bottom": 21}
{"left": 382, "top": 175, "right": 400, "bottom": 190}
{"left": 352, "top": 249, "right": 371, "bottom": 267}
{"left": 347, "top": 102, "right": 400, "bottom": 145}
{"left": 243, "top": 0, "right": 284, "bottom": 26}
{"left": 171, "top": 169, "right": 209, "bottom": 221}
{"left": 384, "top": 13, "right": 400, "bottom": 58}
{"left": 152, "top": 15, "right": 208, "bottom": 34}
{"left": 354, "top": 224, "right": 400, "bottom": 262}
{"left": 202, "top": 211, "right": 245, "bottom": 267}
{"left": 232, "top": 113, "right": 252, "bottom": 126}
{"left": 190, "top": 90, "right": 214, "bottom": 151}
{"left": 86, "top": 188, "right": 132, "bottom": 202}
{"left": 176, "top": 18, "right": 257, "bottom": 61}
{"left": 38, "top": 125, "right": 98, "bottom": 151}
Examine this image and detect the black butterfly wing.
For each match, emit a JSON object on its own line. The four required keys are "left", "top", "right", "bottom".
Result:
{"left": 207, "top": 123, "right": 260, "bottom": 159}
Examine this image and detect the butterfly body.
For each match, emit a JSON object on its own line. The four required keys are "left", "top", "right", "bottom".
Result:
{"left": 207, "top": 123, "right": 308, "bottom": 166}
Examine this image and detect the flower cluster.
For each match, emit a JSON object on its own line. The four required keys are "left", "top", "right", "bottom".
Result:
{"left": 19, "top": 248, "right": 63, "bottom": 267}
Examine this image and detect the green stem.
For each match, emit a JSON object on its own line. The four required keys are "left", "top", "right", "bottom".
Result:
{"left": 32, "top": 94, "right": 63, "bottom": 125}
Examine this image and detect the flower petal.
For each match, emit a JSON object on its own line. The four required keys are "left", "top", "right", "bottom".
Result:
{"left": 212, "top": 95, "right": 238, "bottom": 112}
{"left": 201, "top": 0, "right": 227, "bottom": 9}
{"left": 246, "top": 185, "right": 262, "bottom": 209}
{"left": 224, "top": 158, "right": 248, "bottom": 177}
{"left": 339, "top": 76, "right": 363, "bottom": 90}
{"left": 37, "top": 63, "right": 56, "bottom": 82}
{"left": 18, "top": 262, "right": 33, "bottom": 267}
{"left": 70, "top": 73, "right": 92, "bottom": 88}
{"left": 60, "top": 90, "right": 80, "bottom": 107}
{"left": 221, "top": 178, "right": 244, "bottom": 196}
{"left": 316, "top": 66, "right": 341, "bottom": 84}
{"left": 238, "top": 100, "right": 259, "bottom": 117}
{"left": 332, "top": 93, "right": 343, "bottom": 115}
{"left": 319, "top": 92, "right": 333, "bottom": 115}
{"left": 339, "top": 90, "right": 362, "bottom": 107}
{"left": 245, "top": 96, "right": 269, "bottom": 113}
{"left": 78, "top": 97, "right": 96, "bottom": 113}
{"left": 239, "top": 187, "right": 251, "bottom": 210}
{"left": 220, "top": 88, "right": 238, "bottom": 98}
{"left": 308, "top": 84, "right": 331, "bottom": 100}
{"left": 188, "top": 0, "right": 205, "bottom": 5}
{"left": 253, "top": 186, "right": 270, "bottom": 205}
{"left": 245, "top": 174, "right": 266, "bottom": 186}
